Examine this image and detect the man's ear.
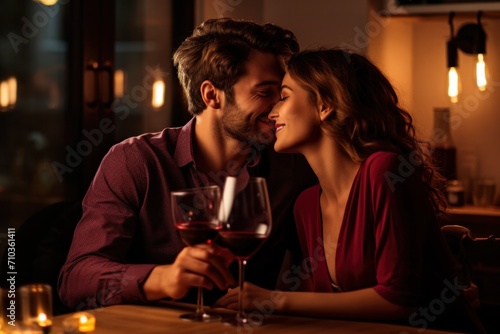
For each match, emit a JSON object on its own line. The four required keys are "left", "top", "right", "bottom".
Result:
{"left": 319, "top": 103, "right": 335, "bottom": 122}
{"left": 200, "top": 80, "right": 222, "bottom": 109}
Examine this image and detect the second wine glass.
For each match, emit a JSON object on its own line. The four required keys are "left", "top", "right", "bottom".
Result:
{"left": 218, "top": 177, "right": 272, "bottom": 326}
{"left": 171, "top": 185, "right": 222, "bottom": 322}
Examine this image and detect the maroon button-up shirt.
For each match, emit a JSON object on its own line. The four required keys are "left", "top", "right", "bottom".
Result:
{"left": 58, "top": 118, "right": 317, "bottom": 309}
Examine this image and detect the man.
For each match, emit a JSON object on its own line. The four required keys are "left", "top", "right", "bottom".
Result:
{"left": 58, "top": 18, "right": 316, "bottom": 309}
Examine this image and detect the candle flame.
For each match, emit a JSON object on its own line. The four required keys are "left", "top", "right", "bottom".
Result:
{"left": 38, "top": 313, "right": 47, "bottom": 322}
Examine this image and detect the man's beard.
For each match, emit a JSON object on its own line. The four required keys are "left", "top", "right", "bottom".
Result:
{"left": 221, "top": 102, "right": 275, "bottom": 149}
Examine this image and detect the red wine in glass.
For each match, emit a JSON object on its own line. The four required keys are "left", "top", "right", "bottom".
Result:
{"left": 219, "top": 177, "right": 272, "bottom": 327}
{"left": 175, "top": 221, "right": 221, "bottom": 246}
{"left": 171, "top": 185, "right": 222, "bottom": 322}
{"left": 218, "top": 231, "right": 266, "bottom": 259}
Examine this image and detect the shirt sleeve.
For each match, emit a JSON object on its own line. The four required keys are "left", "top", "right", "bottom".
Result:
{"left": 369, "top": 153, "right": 433, "bottom": 307}
{"left": 58, "top": 142, "right": 155, "bottom": 309}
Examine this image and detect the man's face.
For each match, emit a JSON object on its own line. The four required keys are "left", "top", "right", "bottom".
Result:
{"left": 221, "top": 50, "right": 282, "bottom": 147}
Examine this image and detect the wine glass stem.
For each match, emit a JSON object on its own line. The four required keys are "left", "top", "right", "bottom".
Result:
{"left": 237, "top": 259, "right": 247, "bottom": 321}
{"left": 195, "top": 287, "right": 205, "bottom": 316}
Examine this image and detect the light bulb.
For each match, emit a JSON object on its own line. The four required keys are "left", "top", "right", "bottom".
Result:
{"left": 0, "top": 81, "right": 8, "bottom": 109}
{"left": 448, "top": 67, "right": 459, "bottom": 103}
{"left": 114, "top": 69, "right": 124, "bottom": 99}
{"left": 7, "top": 77, "right": 16, "bottom": 106}
{"left": 152, "top": 80, "right": 165, "bottom": 108}
{"left": 476, "top": 54, "right": 487, "bottom": 91}
{"left": 37, "top": 0, "right": 58, "bottom": 5}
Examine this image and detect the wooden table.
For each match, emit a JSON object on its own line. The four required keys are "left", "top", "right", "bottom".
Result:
{"left": 51, "top": 302, "right": 465, "bottom": 334}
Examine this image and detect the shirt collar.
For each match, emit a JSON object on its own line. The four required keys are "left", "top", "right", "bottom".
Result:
{"left": 173, "top": 117, "right": 262, "bottom": 171}
{"left": 173, "top": 117, "right": 195, "bottom": 168}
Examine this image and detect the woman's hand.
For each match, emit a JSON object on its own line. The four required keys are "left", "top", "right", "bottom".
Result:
{"left": 143, "top": 244, "right": 236, "bottom": 301}
{"left": 215, "top": 282, "right": 285, "bottom": 312}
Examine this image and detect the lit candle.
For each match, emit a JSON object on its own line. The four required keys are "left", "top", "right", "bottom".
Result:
{"left": 63, "top": 312, "right": 96, "bottom": 333}
{"left": 77, "top": 313, "right": 95, "bottom": 332}
{"left": 37, "top": 313, "right": 52, "bottom": 334}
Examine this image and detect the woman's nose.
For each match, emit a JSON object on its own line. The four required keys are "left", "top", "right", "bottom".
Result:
{"left": 268, "top": 104, "right": 279, "bottom": 120}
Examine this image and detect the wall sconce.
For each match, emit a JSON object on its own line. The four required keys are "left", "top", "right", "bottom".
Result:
{"left": 114, "top": 69, "right": 125, "bottom": 99}
{"left": 152, "top": 79, "right": 165, "bottom": 109}
{"left": 447, "top": 11, "right": 488, "bottom": 103}
{"left": 0, "top": 76, "right": 17, "bottom": 112}
{"left": 33, "top": 0, "right": 58, "bottom": 6}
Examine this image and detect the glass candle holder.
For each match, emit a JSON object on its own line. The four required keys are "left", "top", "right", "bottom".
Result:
{"left": 62, "top": 312, "right": 96, "bottom": 333}
{"left": 19, "top": 284, "right": 53, "bottom": 334}
{"left": 1, "top": 287, "right": 8, "bottom": 333}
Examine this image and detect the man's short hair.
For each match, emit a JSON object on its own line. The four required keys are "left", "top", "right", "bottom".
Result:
{"left": 173, "top": 18, "right": 299, "bottom": 115}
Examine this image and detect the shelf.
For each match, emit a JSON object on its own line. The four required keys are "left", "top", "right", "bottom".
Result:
{"left": 442, "top": 205, "right": 500, "bottom": 238}
{"left": 375, "top": 0, "right": 500, "bottom": 20}
{"left": 448, "top": 205, "right": 500, "bottom": 217}
{"left": 383, "top": 0, "right": 500, "bottom": 15}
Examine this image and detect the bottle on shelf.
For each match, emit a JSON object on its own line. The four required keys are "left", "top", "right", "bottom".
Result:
{"left": 432, "top": 107, "right": 457, "bottom": 181}
{"left": 446, "top": 179, "right": 465, "bottom": 207}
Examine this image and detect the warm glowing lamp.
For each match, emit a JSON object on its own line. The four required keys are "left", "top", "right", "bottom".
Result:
{"left": 446, "top": 11, "right": 489, "bottom": 102}
{"left": 448, "top": 67, "right": 459, "bottom": 104}
{"left": 476, "top": 53, "right": 488, "bottom": 91}
{"left": 34, "top": 0, "right": 58, "bottom": 6}
{"left": 114, "top": 69, "right": 124, "bottom": 98}
{"left": 446, "top": 31, "right": 460, "bottom": 104}
{"left": 152, "top": 79, "right": 165, "bottom": 108}
{"left": 7, "top": 77, "right": 17, "bottom": 106}
{"left": 0, "top": 81, "right": 8, "bottom": 110}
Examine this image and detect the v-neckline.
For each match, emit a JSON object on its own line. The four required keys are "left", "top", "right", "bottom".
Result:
{"left": 317, "top": 164, "right": 362, "bottom": 291}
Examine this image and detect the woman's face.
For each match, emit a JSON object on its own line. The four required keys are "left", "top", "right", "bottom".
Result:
{"left": 268, "top": 72, "right": 322, "bottom": 154}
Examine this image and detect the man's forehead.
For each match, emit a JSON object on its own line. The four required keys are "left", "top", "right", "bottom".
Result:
{"left": 229, "top": 50, "right": 283, "bottom": 93}
{"left": 253, "top": 80, "right": 281, "bottom": 88}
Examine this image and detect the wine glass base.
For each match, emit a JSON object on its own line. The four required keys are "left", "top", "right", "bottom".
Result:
{"left": 179, "top": 312, "right": 221, "bottom": 322}
{"left": 222, "top": 315, "right": 261, "bottom": 327}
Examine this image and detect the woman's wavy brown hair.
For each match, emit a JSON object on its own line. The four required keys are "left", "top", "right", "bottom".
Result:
{"left": 173, "top": 18, "right": 298, "bottom": 115}
{"left": 286, "top": 48, "right": 447, "bottom": 216}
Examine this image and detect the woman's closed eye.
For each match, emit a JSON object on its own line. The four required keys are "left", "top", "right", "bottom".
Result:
{"left": 279, "top": 96, "right": 288, "bottom": 102}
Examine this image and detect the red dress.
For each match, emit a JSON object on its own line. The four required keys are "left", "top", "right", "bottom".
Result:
{"left": 293, "top": 151, "right": 455, "bottom": 307}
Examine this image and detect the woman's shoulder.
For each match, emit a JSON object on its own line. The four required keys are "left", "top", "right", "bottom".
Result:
{"left": 362, "top": 151, "right": 418, "bottom": 176}
{"left": 364, "top": 151, "right": 400, "bottom": 169}
{"left": 361, "top": 150, "right": 422, "bottom": 193}
{"left": 294, "top": 185, "right": 321, "bottom": 225}
{"left": 297, "top": 184, "right": 320, "bottom": 201}
{"left": 295, "top": 185, "right": 320, "bottom": 211}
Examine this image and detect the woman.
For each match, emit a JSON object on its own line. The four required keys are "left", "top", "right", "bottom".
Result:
{"left": 216, "top": 48, "right": 479, "bottom": 331}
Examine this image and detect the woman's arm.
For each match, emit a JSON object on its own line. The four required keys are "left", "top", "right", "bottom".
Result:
{"left": 215, "top": 282, "right": 414, "bottom": 321}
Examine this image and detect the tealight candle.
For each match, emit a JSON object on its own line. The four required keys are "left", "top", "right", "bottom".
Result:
{"left": 62, "top": 312, "right": 96, "bottom": 333}
{"left": 19, "top": 284, "right": 53, "bottom": 334}
{"left": 37, "top": 312, "right": 52, "bottom": 333}
{"left": 37, "top": 313, "right": 52, "bottom": 327}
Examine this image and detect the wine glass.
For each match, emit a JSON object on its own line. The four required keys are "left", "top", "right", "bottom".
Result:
{"left": 218, "top": 177, "right": 272, "bottom": 326}
{"left": 170, "top": 185, "right": 222, "bottom": 322}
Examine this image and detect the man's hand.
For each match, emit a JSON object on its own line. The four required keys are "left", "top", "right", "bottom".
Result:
{"left": 143, "top": 244, "right": 235, "bottom": 301}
